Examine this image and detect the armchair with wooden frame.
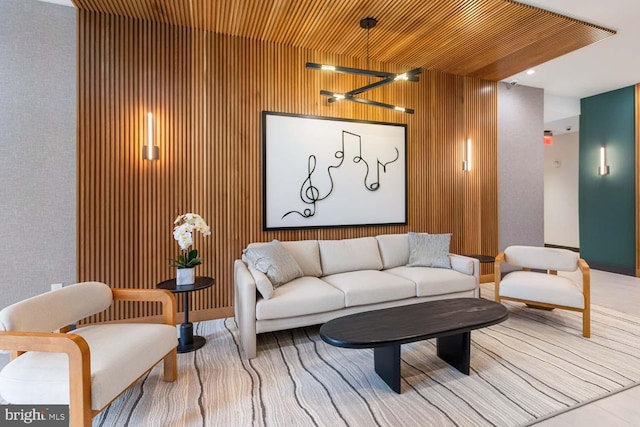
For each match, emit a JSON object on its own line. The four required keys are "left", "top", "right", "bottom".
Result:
{"left": 494, "top": 245, "right": 590, "bottom": 337}
{"left": 0, "top": 282, "right": 178, "bottom": 427}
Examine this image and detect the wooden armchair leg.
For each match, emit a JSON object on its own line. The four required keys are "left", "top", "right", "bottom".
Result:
{"left": 68, "top": 409, "right": 92, "bottom": 427}
{"left": 68, "top": 404, "right": 92, "bottom": 427}
{"left": 68, "top": 378, "right": 92, "bottom": 427}
{"left": 163, "top": 348, "right": 177, "bottom": 381}
{"left": 583, "top": 307, "right": 591, "bottom": 338}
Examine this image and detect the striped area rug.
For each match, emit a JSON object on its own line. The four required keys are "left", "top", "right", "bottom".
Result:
{"left": 95, "top": 300, "right": 640, "bottom": 427}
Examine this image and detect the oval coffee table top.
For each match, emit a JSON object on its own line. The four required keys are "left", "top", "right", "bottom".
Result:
{"left": 320, "top": 298, "right": 508, "bottom": 349}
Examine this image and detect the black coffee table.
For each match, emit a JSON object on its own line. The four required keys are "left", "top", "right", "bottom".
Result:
{"left": 319, "top": 298, "right": 508, "bottom": 393}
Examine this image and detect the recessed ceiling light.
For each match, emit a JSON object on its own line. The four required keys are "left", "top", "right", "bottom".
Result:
{"left": 526, "top": 69, "right": 536, "bottom": 75}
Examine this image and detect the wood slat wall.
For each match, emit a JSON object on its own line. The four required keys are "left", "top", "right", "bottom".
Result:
{"left": 78, "top": 11, "right": 498, "bottom": 323}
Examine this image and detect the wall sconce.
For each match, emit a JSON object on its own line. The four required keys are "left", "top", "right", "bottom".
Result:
{"left": 143, "top": 112, "right": 159, "bottom": 160}
{"left": 598, "top": 146, "right": 609, "bottom": 175}
{"left": 462, "top": 138, "right": 472, "bottom": 172}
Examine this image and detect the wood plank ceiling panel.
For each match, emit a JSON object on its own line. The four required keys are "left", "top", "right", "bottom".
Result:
{"left": 72, "top": 0, "right": 615, "bottom": 81}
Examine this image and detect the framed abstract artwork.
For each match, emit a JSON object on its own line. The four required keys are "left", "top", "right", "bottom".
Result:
{"left": 262, "top": 111, "right": 407, "bottom": 230}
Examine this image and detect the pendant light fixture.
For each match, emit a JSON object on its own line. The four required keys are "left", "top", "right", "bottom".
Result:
{"left": 306, "top": 17, "right": 423, "bottom": 114}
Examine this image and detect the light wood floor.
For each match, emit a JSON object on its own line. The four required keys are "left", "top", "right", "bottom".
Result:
{"left": 493, "top": 269, "right": 640, "bottom": 426}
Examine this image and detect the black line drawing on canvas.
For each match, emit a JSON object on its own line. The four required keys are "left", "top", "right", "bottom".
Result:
{"left": 281, "top": 130, "right": 399, "bottom": 220}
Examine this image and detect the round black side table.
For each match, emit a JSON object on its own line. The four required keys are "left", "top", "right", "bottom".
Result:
{"left": 462, "top": 254, "right": 496, "bottom": 264}
{"left": 157, "top": 276, "right": 215, "bottom": 353}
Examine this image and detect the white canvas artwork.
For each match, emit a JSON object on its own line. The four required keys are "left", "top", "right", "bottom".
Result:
{"left": 263, "top": 112, "right": 407, "bottom": 230}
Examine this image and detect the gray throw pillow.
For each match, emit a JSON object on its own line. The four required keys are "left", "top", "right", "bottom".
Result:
{"left": 407, "top": 232, "right": 452, "bottom": 269}
{"left": 243, "top": 240, "right": 304, "bottom": 288}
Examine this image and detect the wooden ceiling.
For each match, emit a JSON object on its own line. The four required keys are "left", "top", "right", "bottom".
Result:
{"left": 71, "top": 0, "right": 615, "bottom": 81}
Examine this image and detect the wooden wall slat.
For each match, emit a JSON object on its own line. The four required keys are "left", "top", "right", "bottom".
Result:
{"left": 78, "top": 11, "right": 498, "bottom": 322}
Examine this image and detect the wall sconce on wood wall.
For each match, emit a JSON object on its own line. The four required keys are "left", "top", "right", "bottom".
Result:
{"left": 462, "top": 138, "right": 472, "bottom": 172}
{"left": 143, "top": 112, "right": 159, "bottom": 160}
{"left": 598, "top": 146, "right": 609, "bottom": 175}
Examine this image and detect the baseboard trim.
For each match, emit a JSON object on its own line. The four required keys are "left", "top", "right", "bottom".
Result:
{"left": 187, "top": 307, "right": 235, "bottom": 322}
{"left": 584, "top": 260, "right": 636, "bottom": 277}
{"left": 480, "top": 274, "right": 494, "bottom": 284}
{"left": 82, "top": 306, "right": 235, "bottom": 326}
{"left": 544, "top": 244, "right": 580, "bottom": 253}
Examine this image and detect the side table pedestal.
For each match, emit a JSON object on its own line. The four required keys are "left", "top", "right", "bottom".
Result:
{"left": 156, "top": 276, "right": 215, "bottom": 353}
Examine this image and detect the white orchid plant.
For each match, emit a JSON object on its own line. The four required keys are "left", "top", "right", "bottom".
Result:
{"left": 170, "top": 213, "right": 211, "bottom": 269}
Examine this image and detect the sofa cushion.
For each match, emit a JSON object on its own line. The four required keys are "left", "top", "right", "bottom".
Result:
{"left": 319, "top": 237, "right": 383, "bottom": 275}
{"left": 243, "top": 240, "right": 303, "bottom": 287}
{"left": 499, "top": 271, "right": 584, "bottom": 308}
{"left": 321, "top": 270, "right": 415, "bottom": 307}
{"left": 375, "top": 234, "right": 409, "bottom": 269}
{"left": 386, "top": 266, "right": 476, "bottom": 297}
{"left": 504, "top": 246, "right": 578, "bottom": 272}
{"left": 408, "top": 232, "right": 452, "bottom": 269}
{"left": 0, "top": 323, "right": 176, "bottom": 410}
{"left": 281, "top": 240, "right": 323, "bottom": 277}
{"left": 256, "top": 276, "right": 345, "bottom": 320}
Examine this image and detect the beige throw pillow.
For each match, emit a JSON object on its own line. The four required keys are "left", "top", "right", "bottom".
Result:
{"left": 243, "top": 240, "right": 304, "bottom": 289}
{"left": 407, "top": 232, "right": 452, "bottom": 269}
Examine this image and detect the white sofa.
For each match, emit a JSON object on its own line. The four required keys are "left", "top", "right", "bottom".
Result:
{"left": 234, "top": 233, "right": 480, "bottom": 359}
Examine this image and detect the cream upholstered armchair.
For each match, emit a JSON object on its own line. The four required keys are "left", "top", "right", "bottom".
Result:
{"left": 0, "top": 282, "right": 177, "bottom": 427}
{"left": 494, "top": 246, "right": 590, "bottom": 337}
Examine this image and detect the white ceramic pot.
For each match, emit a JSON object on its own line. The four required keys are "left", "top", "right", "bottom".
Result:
{"left": 176, "top": 268, "right": 195, "bottom": 286}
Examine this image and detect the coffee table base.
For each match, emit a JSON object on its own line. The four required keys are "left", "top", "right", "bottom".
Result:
{"left": 373, "top": 331, "right": 471, "bottom": 393}
{"left": 374, "top": 345, "right": 401, "bottom": 393}
{"left": 437, "top": 331, "right": 471, "bottom": 375}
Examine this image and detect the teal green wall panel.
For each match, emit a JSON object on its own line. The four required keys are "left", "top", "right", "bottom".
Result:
{"left": 579, "top": 86, "right": 635, "bottom": 271}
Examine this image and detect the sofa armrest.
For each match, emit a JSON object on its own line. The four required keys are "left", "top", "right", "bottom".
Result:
{"left": 234, "top": 260, "right": 257, "bottom": 359}
{"left": 450, "top": 254, "right": 479, "bottom": 278}
{"left": 450, "top": 254, "right": 480, "bottom": 296}
{"left": 112, "top": 288, "right": 176, "bottom": 326}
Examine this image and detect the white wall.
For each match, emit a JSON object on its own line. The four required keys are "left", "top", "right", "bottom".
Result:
{"left": 544, "top": 132, "right": 579, "bottom": 248}
{"left": 498, "top": 83, "right": 545, "bottom": 251}
{"left": 544, "top": 93, "right": 580, "bottom": 123}
{"left": 0, "top": 0, "right": 76, "bottom": 307}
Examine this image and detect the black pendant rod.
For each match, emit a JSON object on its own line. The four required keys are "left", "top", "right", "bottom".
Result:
{"left": 305, "top": 62, "right": 394, "bottom": 79}
{"left": 307, "top": 17, "right": 421, "bottom": 114}
{"left": 345, "top": 67, "right": 423, "bottom": 97}
{"left": 320, "top": 90, "right": 414, "bottom": 114}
